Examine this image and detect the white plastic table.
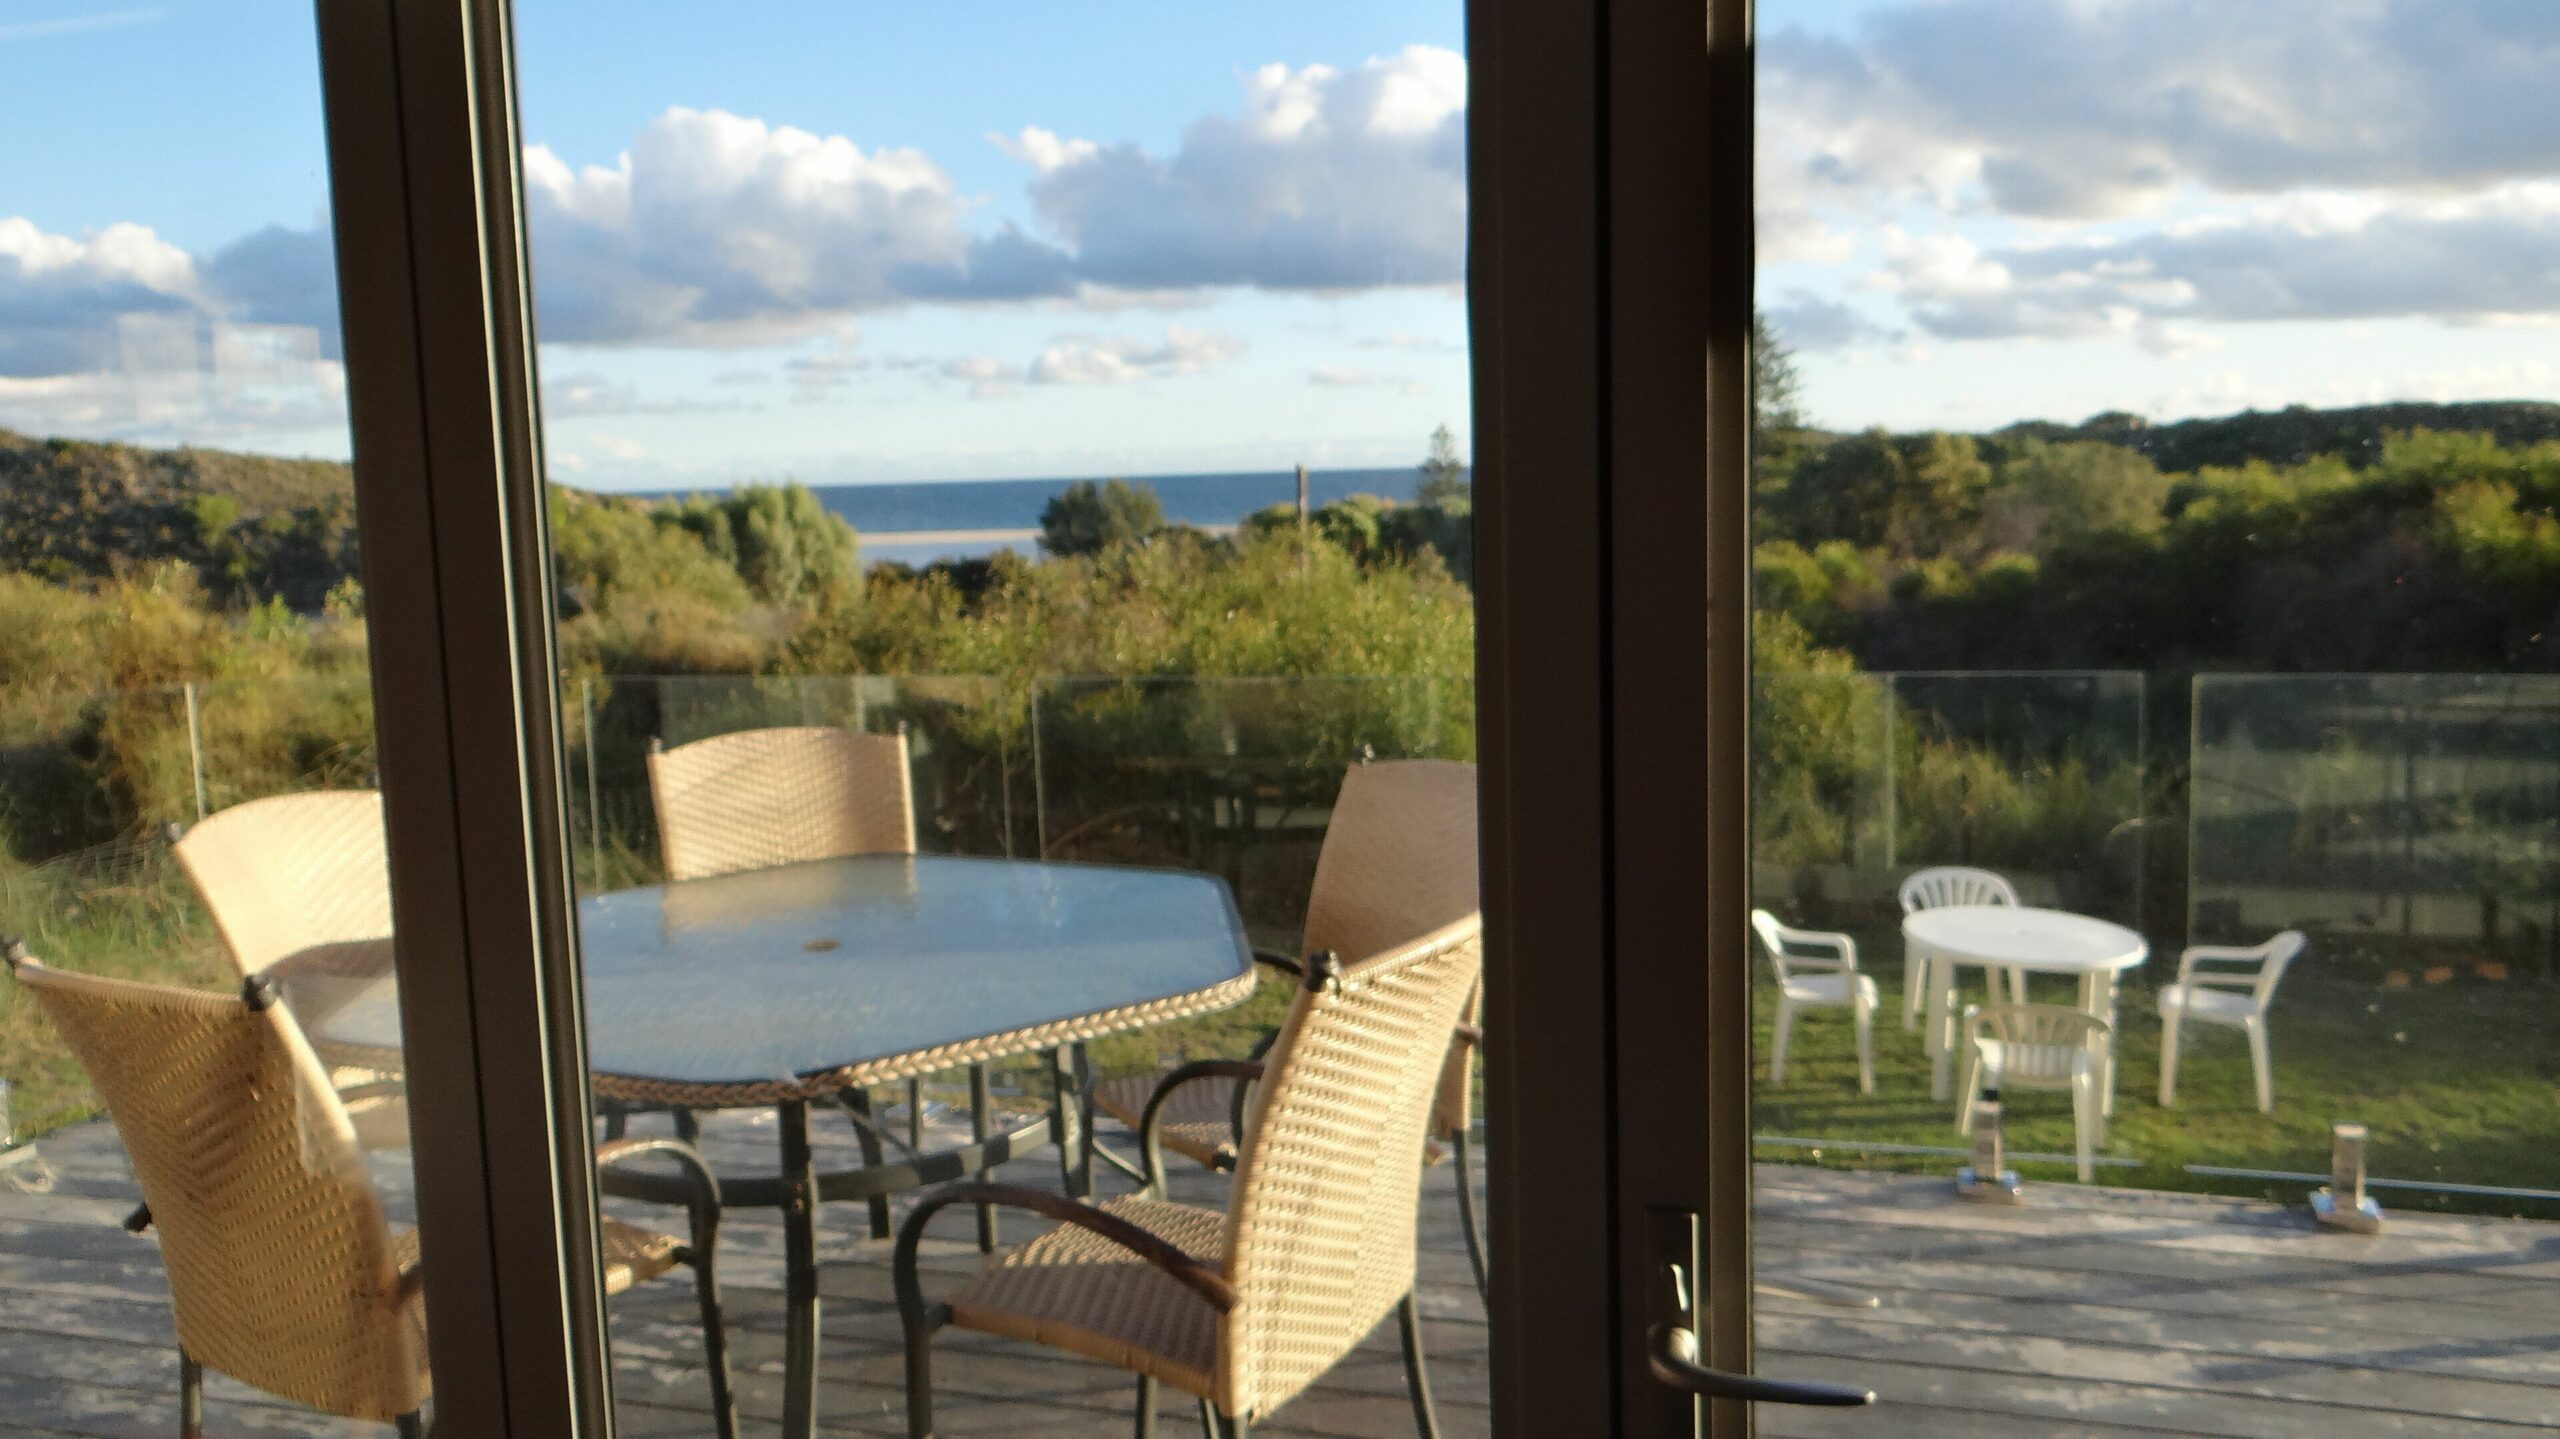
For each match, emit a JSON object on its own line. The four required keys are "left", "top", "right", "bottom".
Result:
{"left": 1903, "top": 905, "right": 2147, "bottom": 1105}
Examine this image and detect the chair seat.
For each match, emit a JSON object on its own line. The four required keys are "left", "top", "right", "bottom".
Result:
{"left": 1974, "top": 1038, "right": 2092, "bottom": 1090}
{"left": 390, "top": 1218, "right": 685, "bottom": 1299}
{"left": 1780, "top": 972, "right": 1878, "bottom": 1007}
{"left": 944, "top": 1195, "right": 1226, "bottom": 1400}
{"left": 2158, "top": 983, "right": 2259, "bottom": 1023}
{"left": 1091, "top": 1072, "right": 1240, "bottom": 1170}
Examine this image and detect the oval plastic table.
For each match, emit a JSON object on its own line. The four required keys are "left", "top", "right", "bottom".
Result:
{"left": 1902, "top": 904, "right": 2147, "bottom": 1106}
{"left": 291, "top": 852, "right": 1256, "bottom": 1439}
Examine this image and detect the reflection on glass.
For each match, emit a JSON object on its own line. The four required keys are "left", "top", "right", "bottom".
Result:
{"left": 1752, "top": 0, "right": 2560, "bottom": 1422}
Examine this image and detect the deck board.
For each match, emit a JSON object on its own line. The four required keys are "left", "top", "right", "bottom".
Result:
{"left": 3, "top": 1115, "right": 2556, "bottom": 1435}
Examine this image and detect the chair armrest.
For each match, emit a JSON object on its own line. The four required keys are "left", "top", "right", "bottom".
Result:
{"left": 595, "top": 1136, "right": 726, "bottom": 1263}
{"left": 892, "top": 1181, "right": 1237, "bottom": 1322}
{"left": 1452, "top": 1021, "right": 1484, "bottom": 1051}
{"left": 1251, "top": 948, "right": 1303, "bottom": 978}
{"left": 2176, "top": 948, "right": 2265, "bottom": 986}
{"left": 1778, "top": 932, "right": 1857, "bottom": 971}
{"left": 1142, "top": 1059, "right": 1266, "bottom": 1191}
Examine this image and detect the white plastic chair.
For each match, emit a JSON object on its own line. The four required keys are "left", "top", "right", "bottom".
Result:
{"left": 1955, "top": 1003, "right": 2109, "bottom": 1182}
{"left": 2157, "top": 930, "right": 2306, "bottom": 1113}
{"left": 1898, "top": 866, "right": 2023, "bottom": 1028}
{"left": 1751, "top": 910, "right": 1876, "bottom": 1095}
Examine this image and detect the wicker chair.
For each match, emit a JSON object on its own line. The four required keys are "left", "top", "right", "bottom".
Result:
{"left": 2, "top": 944, "right": 737, "bottom": 1439}
{"left": 647, "top": 725, "right": 915, "bottom": 882}
{"left": 895, "top": 912, "right": 1484, "bottom": 1439}
{"left": 647, "top": 723, "right": 972, "bottom": 1242}
{"left": 1086, "top": 759, "right": 1486, "bottom": 1298}
{"left": 171, "top": 791, "right": 409, "bottom": 1149}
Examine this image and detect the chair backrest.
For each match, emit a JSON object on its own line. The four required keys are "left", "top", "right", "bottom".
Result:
{"left": 2244, "top": 930, "right": 2308, "bottom": 1010}
{"left": 5, "top": 954, "right": 421, "bottom": 1420}
{"left": 1899, "top": 866, "right": 2019, "bottom": 915}
{"left": 1749, "top": 908, "right": 1844, "bottom": 988}
{"left": 647, "top": 725, "right": 915, "bottom": 882}
{"left": 1301, "top": 760, "right": 1480, "bottom": 1143}
{"left": 174, "top": 791, "right": 392, "bottom": 976}
{"left": 1216, "top": 915, "right": 1484, "bottom": 1421}
{"left": 1967, "top": 1002, "right": 2109, "bottom": 1089}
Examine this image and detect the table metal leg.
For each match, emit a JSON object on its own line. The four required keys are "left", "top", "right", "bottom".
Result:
{"left": 969, "top": 1063, "right": 997, "bottom": 1252}
{"left": 778, "top": 1099, "right": 822, "bottom": 1439}
{"left": 1048, "top": 1047, "right": 1089, "bottom": 1201}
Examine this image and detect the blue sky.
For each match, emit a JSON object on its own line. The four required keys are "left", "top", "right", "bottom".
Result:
{"left": 6, "top": 1, "right": 2560, "bottom": 487}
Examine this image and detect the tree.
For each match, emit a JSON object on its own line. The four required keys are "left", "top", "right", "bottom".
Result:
{"left": 1764, "top": 429, "right": 1991, "bottom": 557}
{"left": 1979, "top": 439, "right": 2170, "bottom": 550}
{"left": 1751, "top": 310, "right": 1806, "bottom": 438}
{"left": 1040, "top": 479, "right": 1166, "bottom": 557}
{"left": 660, "top": 482, "right": 858, "bottom": 606}
{"left": 1416, "top": 425, "right": 1468, "bottom": 505}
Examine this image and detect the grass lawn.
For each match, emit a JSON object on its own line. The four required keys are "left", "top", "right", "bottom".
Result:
{"left": 1751, "top": 924, "right": 2560, "bottom": 1218}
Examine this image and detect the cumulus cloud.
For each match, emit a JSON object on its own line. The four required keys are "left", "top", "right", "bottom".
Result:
{"left": 521, "top": 107, "right": 1073, "bottom": 345}
{"left": 1877, "top": 187, "right": 2560, "bottom": 344}
{"left": 1763, "top": 292, "right": 1892, "bottom": 352}
{"left": 1766, "top": 1, "right": 2560, "bottom": 223}
{"left": 1006, "top": 45, "right": 1465, "bottom": 291}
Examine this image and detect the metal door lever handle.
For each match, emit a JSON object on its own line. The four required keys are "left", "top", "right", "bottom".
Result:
{"left": 1646, "top": 1320, "right": 1875, "bottom": 1407}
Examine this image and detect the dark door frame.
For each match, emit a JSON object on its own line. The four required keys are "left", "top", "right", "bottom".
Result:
{"left": 1471, "top": 0, "right": 1754, "bottom": 1433}
{"left": 318, "top": 0, "right": 613, "bottom": 1433}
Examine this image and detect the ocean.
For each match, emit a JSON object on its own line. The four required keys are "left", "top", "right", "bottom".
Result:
{"left": 788, "top": 467, "right": 1439, "bottom": 567}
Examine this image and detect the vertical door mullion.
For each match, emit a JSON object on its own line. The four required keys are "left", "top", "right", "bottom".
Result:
{"left": 1603, "top": 0, "right": 1759, "bottom": 1433}
{"left": 1468, "top": 0, "right": 1621, "bottom": 1434}
{"left": 317, "top": 0, "right": 612, "bottom": 1434}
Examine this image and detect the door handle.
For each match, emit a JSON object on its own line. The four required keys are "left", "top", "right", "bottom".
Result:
{"left": 1646, "top": 1317, "right": 1875, "bottom": 1407}
{"left": 1649, "top": 1255, "right": 1874, "bottom": 1408}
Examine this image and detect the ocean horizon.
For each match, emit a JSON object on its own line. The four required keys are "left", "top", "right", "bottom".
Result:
{"left": 636, "top": 466, "right": 1454, "bottom": 566}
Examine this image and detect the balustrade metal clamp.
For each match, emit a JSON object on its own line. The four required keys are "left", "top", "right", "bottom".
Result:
{"left": 1957, "top": 1094, "right": 2023, "bottom": 1205}
{"left": 2311, "top": 1122, "right": 2385, "bottom": 1234}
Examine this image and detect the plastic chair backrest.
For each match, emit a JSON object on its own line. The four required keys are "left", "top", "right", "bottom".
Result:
{"left": 1968, "top": 1002, "right": 2108, "bottom": 1086}
{"left": 1899, "top": 866, "right": 2019, "bottom": 914}
{"left": 2251, "top": 930, "right": 2308, "bottom": 1010}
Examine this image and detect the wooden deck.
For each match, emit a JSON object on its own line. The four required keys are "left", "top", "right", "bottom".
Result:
{"left": 3, "top": 1111, "right": 2556, "bottom": 1437}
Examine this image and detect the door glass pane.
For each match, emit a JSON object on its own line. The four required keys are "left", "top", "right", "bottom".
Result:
{"left": 512, "top": 4, "right": 1489, "bottom": 1431}
{"left": 0, "top": 4, "right": 430, "bottom": 1432}
{"left": 1751, "top": 3, "right": 2560, "bottom": 1428}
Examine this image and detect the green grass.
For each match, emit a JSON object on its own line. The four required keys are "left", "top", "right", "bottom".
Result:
{"left": 1751, "top": 926, "right": 2560, "bottom": 1218}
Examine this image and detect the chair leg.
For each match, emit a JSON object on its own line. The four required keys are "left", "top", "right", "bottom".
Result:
{"left": 1769, "top": 999, "right": 1796, "bottom": 1085}
{"left": 1135, "top": 1375, "right": 1158, "bottom": 1439}
{"left": 179, "top": 1349, "right": 202, "bottom": 1439}
{"left": 1852, "top": 995, "right": 1876, "bottom": 1096}
{"left": 902, "top": 1306, "right": 940, "bottom": 1438}
{"left": 2248, "top": 1020, "right": 2274, "bottom": 1113}
{"left": 2073, "top": 1077, "right": 2097, "bottom": 1183}
{"left": 1398, "top": 1291, "right": 1443, "bottom": 1439}
{"left": 1451, "top": 1127, "right": 1490, "bottom": 1304}
{"left": 690, "top": 1231, "right": 739, "bottom": 1439}
{"left": 1198, "top": 1399, "right": 1249, "bottom": 1437}
{"left": 1902, "top": 942, "right": 1925, "bottom": 1030}
{"left": 840, "top": 1088, "right": 896, "bottom": 1241}
{"left": 2157, "top": 1012, "right": 2182, "bottom": 1108}
{"left": 397, "top": 1413, "right": 426, "bottom": 1438}
{"left": 1954, "top": 1051, "right": 1982, "bottom": 1133}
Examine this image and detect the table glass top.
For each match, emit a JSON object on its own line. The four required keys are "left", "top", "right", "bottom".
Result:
{"left": 292, "top": 854, "right": 1252, "bottom": 1088}
{"left": 1900, "top": 904, "right": 2147, "bottom": 971}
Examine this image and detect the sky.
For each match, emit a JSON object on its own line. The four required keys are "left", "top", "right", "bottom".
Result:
{"left": 3, "top": 1, "right": 2558, "bottom": 487}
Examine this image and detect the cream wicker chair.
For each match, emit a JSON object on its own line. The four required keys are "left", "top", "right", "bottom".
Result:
{"left": 2, "top": 944, "right": 737, "bottom": 1439}
{"left": 1751, "top": 910, "right": 1876, "bottom": 1095}
{"left": 647, "top": 723, "right": 951, "bottom": 1243}
{"left": 647, "top": 725, "right": 915, "bottom": 882}
{"left": 895, "top": 914, "right": 1483, "bottom": 1439}
{"left": 171, "top": 791, "right": 409, "bottom": 1150}
{"left": 2157, "top": 930, "right": 2306, "bottom": 1113}
{"left": 1898, "top": 865, "right": 2023, "bottom": 1027}
{"left": 1954, "top": 1002, "right": 2110, "bottom": 1182}
{"left": 1086, "top": 759, "right": 1486, "bottom": 1299}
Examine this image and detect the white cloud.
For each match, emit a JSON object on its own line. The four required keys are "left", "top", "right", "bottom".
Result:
{"left": 1027, "top": 325, "right": 1244, "bottom": 385}
{"left": 1763, "top": 1, "right": 2560, "bottom": 223}
{"left": 1880, "top": 187, "right": 2560, "bottom": 345}
{"left": 1010, "top": 45, "right": 1466, "bottom": 291}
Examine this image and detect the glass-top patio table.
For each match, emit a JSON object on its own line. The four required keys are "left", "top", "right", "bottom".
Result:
{"left": 285, "top": 852, "right": 1258, "bottom": 1439}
